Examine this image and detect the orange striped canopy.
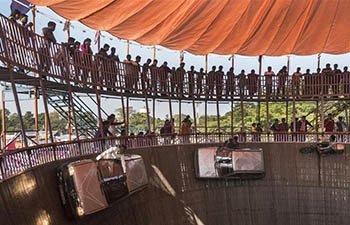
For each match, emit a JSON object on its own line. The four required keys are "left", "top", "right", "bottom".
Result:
{"left": 29, "top": 0, "right": 350, "bottom": 56}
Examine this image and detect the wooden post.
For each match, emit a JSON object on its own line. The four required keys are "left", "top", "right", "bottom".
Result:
{"left": 216, "top": 99, "right": 221, "bottom": 141}
{"left": 127, "top": 40, "right": 130, "bottom": 55}
{"left": 292, "top": 97, "right": 296, "bottom": 132}
{"left": 192, "top": 98, "right": 197, "bottom": 142}
{"left": 96, "top": 90, "right": 103, "bottom": 136}
{"left": 120, "top": 95, "right": 126, "bottom": 131}
{"left": 34, "top": 88, "right": 38, "bottom": 143}
{"left": 205, "top": 100, "right": 208, "bottom": 134}
{"left": 205, "top": 55, "right": 208, "bottom": 73}
{"left": 287, "top": 55, "right": 290, "bottom": 74}
{"left": 168, "top": 98, "right": 173, "bottom": 121}
{"left": 179, "top": 51, "right": 182, "bottom": 65}
{"left": 240, "top": 99, "right": 245, "bottom": 132}
{"left": 153, "top": 98, "right": 156, "bottom": 132}
{"left": 32, "top": 7, "right": 39, "bottom": 143}
{"left": 231, "top": 54, "right": 234, "bottom": 71}
{"left": 179, "top": 100, "right": 182, "bottom": 131}
{"left": 258, "top": 55, "right": 262, "bottom": 124}
{"left": 153, "top": 46, "right": 156, "bottom": 61}
{"left": 317, "top": 53, "right": 321, "bottom": 70}
{"left": 126, "top": 97, "right": 129, "bottom": 135}
{"left": 321, "top": 96, "right": 325, "bottom": 131}
{"left": 144, "top": 96, "right": 151, "bottom": 132}
{"left": 45, "top": 114, "right": 48, "bottom": 144}
{"left": 231, "top": 101, "right": 234, "bottom": 134}
{"left": 66, "top": 20, "right": 70, "bottom": 41}
{"left": 68, "top": 97, "right": 72, "bottom": 141}
{"left": 266, "top": 101, "right": 270, "bottom": 132}
{"left": 1, "top": 90, "right": 5, "bottom": 150}
{"left": 286, "top": 101, "right": 289, "bottom": 125}
{"left": 316, "top": 100, "right": 319, "bottom": 132}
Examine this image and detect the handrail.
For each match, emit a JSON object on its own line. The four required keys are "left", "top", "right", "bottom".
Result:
{"left": 0, "top": 131, "right": 348, "bottom": 182}
{"left": 0, "top": 14, "right": 349, "bottom": 101}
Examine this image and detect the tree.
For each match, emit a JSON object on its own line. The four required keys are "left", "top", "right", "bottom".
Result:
{"left": 23, "top": 111, "right": 34, "bottom": 130}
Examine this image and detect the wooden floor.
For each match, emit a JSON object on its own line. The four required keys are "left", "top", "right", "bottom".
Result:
{"left": 0, "top": 67, "right": 346, "bottom": 102}
{"left": 1, "top": 143, "right": 350, "bottom": 225}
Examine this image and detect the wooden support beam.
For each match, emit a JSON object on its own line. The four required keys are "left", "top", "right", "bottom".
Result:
{"left": 231, "top": 101, "right": 234, "bottom": 134}
{"left": 126, "top": 97, "right": 130, "bottom": 134}
{"left": 216, "top": 98, "right": 221, "bottom": 141}
{"left": 153, "top": 98, "right": 156, "bottom": 132}
{"left": 205, "top": 100, "right": 208, "bottom": 134}
{"left": 1, "top": 90, "right": 5, "bottom": 150}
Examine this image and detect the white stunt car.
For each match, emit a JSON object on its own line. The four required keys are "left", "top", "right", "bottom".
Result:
{"left": 57, "top": 147, "right": 148, "bottom": 218}
{"left": 194, "top": 147, "right": 265, "bottom": 179}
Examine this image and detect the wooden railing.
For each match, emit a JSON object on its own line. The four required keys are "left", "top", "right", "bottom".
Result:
{"left": 0, "top": 14, "right": 349, "bottom": 100}
{"left": 0, "top": 132, "right": 348, "bottom": 182}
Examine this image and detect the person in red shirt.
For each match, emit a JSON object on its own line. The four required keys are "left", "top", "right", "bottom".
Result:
{"left": 324, "top": 113, "right": 335, "bottom": 132}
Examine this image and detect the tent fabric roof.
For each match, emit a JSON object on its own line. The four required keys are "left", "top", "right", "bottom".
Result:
{"left": 29, "top": 0, "right": 350, "bottom": 56}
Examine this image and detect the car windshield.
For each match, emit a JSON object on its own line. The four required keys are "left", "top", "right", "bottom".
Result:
{"left": 97, "top": 160, "right": 123, "bottom": 182}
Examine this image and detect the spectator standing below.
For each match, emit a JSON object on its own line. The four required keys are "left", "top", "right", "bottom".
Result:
{"left": 179, "top": 115, "right": 192, "bottom": 143}
{"left": 160, "top": 120, "right": 172, "bottom": 144}
{"left": 270, "top": 119, "right": 280, "bottom": 141}
{"left": 324, "top": 113, "right": 335, "bottom": 132}
{"left": 277, "top": 66, "right": 287, "bottom": 97}
{"left": 292, "top": 67, "right": 302, "bottom": 96}
{"left": 216, "top": 65, "right": 224, "bottom": 97}
{"left": 264, "top": 66, "right": 275, "bottom": 97}
{"left": 247, "top": 69, "right": 258, "bottom": 98}
{"left": 223, "top": 136, "right": 239, "bottom": 149}
{"left": 335, "top": 116, "right": 347, "bottom": 132}
{"left": 279, "top": 118, "right": 289, "bottom": 141}
{"left": 299, "top": 116, "right": 313, "bottom": 142}
{"left": 299, "top": 116, "right": 313, "bottom": 132}
{"left": 322, "top": 63, "right": 332, "bottom": 95}
{"left": 225, "top": 67, "right": 235, "bottom": 98}
{"left": 336, "top": 116, "right": 347, "bottom": 142}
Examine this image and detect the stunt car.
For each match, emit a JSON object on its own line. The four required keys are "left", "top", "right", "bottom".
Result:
{"left": 57, "top": 147, "right": 148, "bottom": 218}
{"left": 194, "top": 147, "right": 265, "bottom": 179}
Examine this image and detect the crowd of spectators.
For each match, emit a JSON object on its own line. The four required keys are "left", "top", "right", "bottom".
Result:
{"left": 5, "top": 10, "right": 350, "bottom": 100}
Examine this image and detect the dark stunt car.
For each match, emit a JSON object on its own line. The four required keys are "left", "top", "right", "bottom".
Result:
{"left": 57, "top": 147, "right": 148, "bottom": 218}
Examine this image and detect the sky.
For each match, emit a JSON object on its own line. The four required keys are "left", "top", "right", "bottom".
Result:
{"left": 1, "top": 0, "right": 350, "bottom": 121}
